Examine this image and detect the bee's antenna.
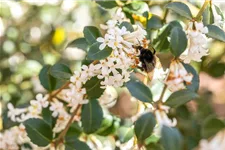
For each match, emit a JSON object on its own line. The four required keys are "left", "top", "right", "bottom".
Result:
{"left": 136, "top": 38, "right": 141, "bottom": 45}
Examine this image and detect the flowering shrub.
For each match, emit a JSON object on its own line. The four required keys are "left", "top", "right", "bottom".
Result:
{"left": 1, "top": 0, "right": 225, "bottom": 150}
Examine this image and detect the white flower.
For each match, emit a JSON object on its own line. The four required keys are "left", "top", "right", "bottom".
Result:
{"left": 35, "top": 93, "right": 49, "bottom": 108}
{"left": 70, "top": 71, "right": 83, "bottom": 88}
{"left": 28, "top": 100, "right": 42, "bottom": 117}
{"left": 154, "top": 107, "right": 177, "bottom": 127}
{"left": 7, "top": 103, "right": 27, "bottom": 122}
{"left": 165, "top": 60, "right": 193, "bottom": 92}
{"left": 198, "top": 129, "right": 225, "bottom": 150}
{"left": 49, "top": 99, "right": 64, "bottom": 117}
{"left": 97, "top": 34, "right": 114, "bottom": 50}
{"left": 180, "top": 21, "right": 209, "bottom": 63}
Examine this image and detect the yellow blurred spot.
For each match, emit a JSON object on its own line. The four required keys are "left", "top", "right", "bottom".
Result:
{"left": 132, "top": 12, "right": 152, "bottom": 26}
{"left": 52, "top": 27, "right": 66, "bottom": 46}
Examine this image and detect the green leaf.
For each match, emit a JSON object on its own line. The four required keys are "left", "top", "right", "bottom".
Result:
{"left": 81, "top": 99, "right": 103, "bottom": 134}
{"left": 126, "top": 76, "right": 153, "bottom": 103}
{"left": 24, "top": 118, "right": 53, "bottom": 147}
{"left": 67, "top": 38, "right": 88, "bottom": 51}
{"left": 201, "top": 116, "right": 225, "bottom": 138}
{"left": 117, "top": 126, "right": 134, "bottom": 143}
{"left": 50, "top": 63, "right": 72, "bottom": 80}
{"left": 123, "top": 2, "right": 149, "bottom": 15}
{"left": 146, "top": 15, "right": 163, "bottom": 30}
{"left": 214, "top": 5, "right": 224, "bottom": 20}
{"left": 96, "top": 115, "right": 113, "bottom": 135}
{"left": 146, "top": 143, "right": 164, "bottom": 150}
{"left": 42, "top": 107, "right": 56, "bottom": 128}
{"left": 165, "top": 89, "right": 198, "bottom": 108}
{"left": 96, "top": 0, "right": 118, "bottom": 9}
{"left": 83, "top": 26, "right": 101, "bottom": 45}
{"left": 65, "top": 139, "right": 91, "bottom": 150}
{"left": 145, "top": 134, "right": 160, "bottom": 145}
{"left": 39, "top": 65, "right": 64, "bottom": 91}
{"left": 65, "top": 123, "right": 82, "bottom": 142}
{"left": 202, "top": 5, "right": 214, "bottom": 25}
{"left": 160, "top": 126, "right": 183, "bottom": 150}
{"left": 170, "top": 27, "right": 187, "bottom": 57}
{"left": 166, "top": 2, "right": 192, "bottom": 19}
{"left": 134, "top": 112, "right": 156, "bottom": 144}
{"left": 87, "top": 42, "right": 112, "bottom": 60}
{"left": 119, "top": 21, "right": 134, "bottom": 32}
{"left": 83, "top": 76, "right": 105, "bottom": 99}
{"left": 183, "top": 63, "right": 199, "bottom": 92}
{"left": 206, "top": 24, "right": 225, "bottom": 42}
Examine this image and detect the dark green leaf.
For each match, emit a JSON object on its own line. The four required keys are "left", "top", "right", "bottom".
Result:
{"left": 67, "top": 38, "right": 88, "bottom": 51}
{"left": 206, "top": 24, "right": 225, "bottom": 42}
{"left": 39, "top": 65, "right": 64, "bottom": 91}
{"left": 203, "top": 5, "right": 214, "bottom": 25}
{"left": 42, "top": 107, "right": 56, "bottom": 128}
{"left": 201, "top": 116, "right": 225, "bottom": 138}
{"left": 165, "top": 89, "right": 198, "bottom": 108}
{"left": 117, "top": 127, "right": 134, "bottom": 143}
{"left": 87, "top": 42, "right": 112, "bottom": 60}
{"left": 81, "top": 99, "right": 103, "bottom": 134}
{"left": 50, "top": 63, "right": 72, "bottom": 80}
{"left": 126, "top": 76, "right": 153, "bottom": 103}
{"left": 24, "top": 118, "right": 53, "bottom": 147}
{"left": 166, "top": 2, "right": 192, "bottom": 19}
{"left": 65, "top": 123, "right": 82, "bottom": 142}
{"left": 83, "top": 26, "right": 101, "bottom": 45}
{"left": 134, "top": 112, "right": 156, "bottom": 144}
{"left": 83, "top": 76, "right": 105, "bottom": 99}
{"left": 183, "top": 63, "right": 199, "bottom": 92}
{"left": 146, "top": 15, "right": 163, "bottom": 30}
{"left": 123, "top": 2, "right": 149, "bottom": 15}
{"left": 96, "top": 0, "right": 118, "bottom": 9}
{"left": 65, "top": 139, "right": 91, "bottom": 150}
{"left": 119, "top": 21, "right": 134, "bottom": 32}
{"left": 160, "top": 126, "right": 182, "bottom": 150}
{"left": 170, "top": 27, "right": 187, "bottom": 57}
{"left": 146, "top": 143, "right": 164, "bottom": 150}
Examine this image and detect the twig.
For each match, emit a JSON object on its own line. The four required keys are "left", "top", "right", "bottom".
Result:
{"left": 50, "top": 82, "right": 70, "bottom": 98}
{"left": 158, "top": 84, "right": 167, "bottom": 102}
{"left": 54, "top": 104, "right": 82, "bottom": 146}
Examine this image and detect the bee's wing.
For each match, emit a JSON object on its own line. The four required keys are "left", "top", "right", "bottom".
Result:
{"left": 143, "top": 58, "right": 156, "bottom": 81}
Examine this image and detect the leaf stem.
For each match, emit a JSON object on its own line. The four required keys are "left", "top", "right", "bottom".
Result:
{"left": 158, "top": 84, "right": 167, "bottom": 102}
{"left": 195, "top": 0, "right": 210, "bottom": 21}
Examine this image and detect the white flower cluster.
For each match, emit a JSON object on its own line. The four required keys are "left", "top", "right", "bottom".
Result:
{"left": 154, "top": 105, "right": 177, "bottom": 127}
{"left": 180, "top": 21, "right": 209, "bottom": 63}
{"left": 0, "top": 124, "right": 31, "bottom": 150}
{"left": 165, "top": 60, "right": 193, "bottom": 92}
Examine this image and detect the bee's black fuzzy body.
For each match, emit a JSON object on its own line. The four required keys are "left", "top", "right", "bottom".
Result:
{"left": 133, "top": 45, "right": 156, "bottom": 73}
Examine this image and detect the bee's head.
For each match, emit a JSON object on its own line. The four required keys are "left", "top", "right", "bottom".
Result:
{"left": 132, "top": 45, "right": 144, "bottom": 51}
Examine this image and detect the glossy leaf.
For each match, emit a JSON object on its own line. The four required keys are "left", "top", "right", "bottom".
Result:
{"left": 50, "top": 63, "right": 72, "bottom": 80}
{"left": 202, "top": 5, "right": 214, "bottom": 25}
{"left": 170, "top": 27, "right": 187, "bottom": 57}
{"left": 87, "top": 42, "right": 112, "bottom": 60}
{"left": 146, "top": 15, "right": 163, "bottom": 30}
{"left": 117, "top": 126, "right": 134, "bottom": 143}
{"left": 81, "top": 99, "right": 103, "bottom": 134}
{"left": 160, "top": 126, "right": 183, "bottom": 150}
{"left": 126, "top": 77, "right": 153, "bottom": 103}
{"left": 65, "top": 139, "right": 91, "bottom": 150}
{"left": 83, "top": 76, "right": 105, "bottom": 99}
{"left": 206, "top": 25, "right": 225, "bottom": 42}
{"left": 65, "top": 123, "right": 82, "bottom": 141}
{"left": 123, "top": 2, "right": 149, "bottom": 15}
{"left": 42, "top": 107, "right": 56, "bottom": 128}
{"left": 39, "top": 65, "right": 64, "bottom": 91}
{"left": 67, "top": 38, "right": 88, "bottom": 51}
{"left": 96, "top": 0, "right": 118, "bottom": 9}
{"left": 119, "top": 21, "right": 134, "bottom": 32}
{"left": 166, "top": 2, "right": 192, "bottom": 19}
{"left": 83, "top": 26, "right": 101, "bottom": 45}
{"left": 201, "top": 116, "right": 225, "bottom": 138}
{"left": 134, "top": 112, "right": 156, "bottom": 144}
{"left": 24, "top": 118, "right": 53, "bottom": 147}
{"left": 183, "top": 63, "right": 199, "bottom": 92}
{"left": 165, "top": 89, "right": 198, "bottom": 108}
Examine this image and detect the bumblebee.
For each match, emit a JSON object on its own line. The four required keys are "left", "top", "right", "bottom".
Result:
{"left": 133, "top": 44, "right": 156, "bottom": 73}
